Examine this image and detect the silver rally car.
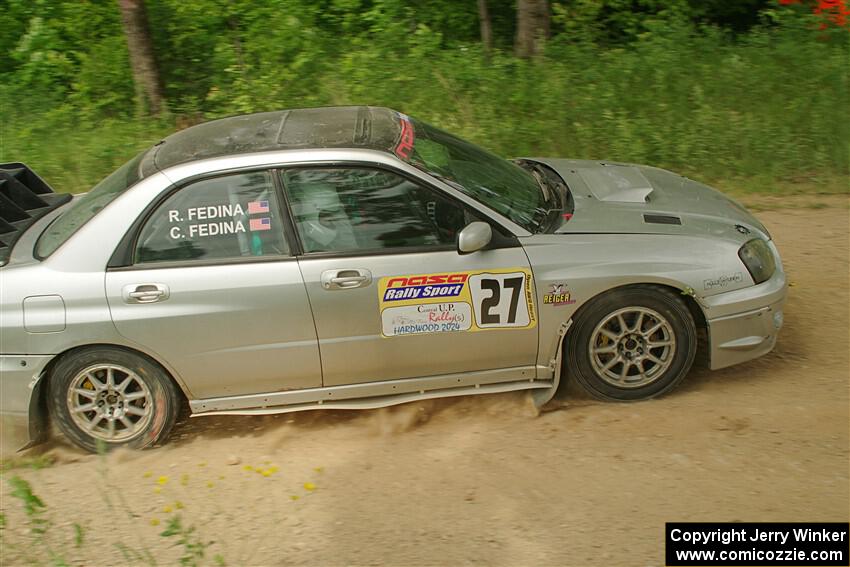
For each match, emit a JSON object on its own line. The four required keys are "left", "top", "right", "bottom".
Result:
{"left": 0, "top": 106, "right": 786, "bottom": 452}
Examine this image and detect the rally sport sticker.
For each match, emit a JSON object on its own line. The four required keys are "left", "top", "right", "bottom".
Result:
{"left": 378, "top": 269, "right": 536, "bottom": 337}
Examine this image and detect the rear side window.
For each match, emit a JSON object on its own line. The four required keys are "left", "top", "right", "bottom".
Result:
{"left": 135, "top": 171, "right": 289, "bottom": 263}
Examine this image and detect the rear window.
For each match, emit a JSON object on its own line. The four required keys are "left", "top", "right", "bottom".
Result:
{"left": 35, "top": 150, "right": 148, "bottom": 258}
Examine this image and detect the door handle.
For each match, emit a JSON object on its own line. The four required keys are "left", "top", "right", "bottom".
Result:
{"left": 128, "top": 290, "right": 164, "bottom": 299}
{"left": 330, "top": 275, "right": 368, "bottom": 287}
{"left": 123, "top": 283, "right": 170, "bottom": 304}
{"left": 321, "top": 269, "right": 372, "bottom": 290}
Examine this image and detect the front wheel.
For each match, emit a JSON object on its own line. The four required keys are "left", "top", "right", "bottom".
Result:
{"left": 48, "top": 347, "right": 181, "bottom": 452}
{"left": 566, "top": 286, "right": 697, "bottom": 401}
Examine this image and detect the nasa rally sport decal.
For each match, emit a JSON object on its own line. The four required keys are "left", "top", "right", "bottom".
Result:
{"left": 378, "top": 269, "right": 536, "bottom": 337}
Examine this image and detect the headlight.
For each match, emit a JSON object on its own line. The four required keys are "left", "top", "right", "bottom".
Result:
{"left": 738, "top": 239, "right": 776, "bottom": 284}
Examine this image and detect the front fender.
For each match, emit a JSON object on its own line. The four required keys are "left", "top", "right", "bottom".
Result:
{"left": 520, "top": 233, "right": 736, "bottom": 369}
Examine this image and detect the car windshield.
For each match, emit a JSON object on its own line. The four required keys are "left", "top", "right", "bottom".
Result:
{"left": 400, "top": 118, "right": 551, "bottom": 232}
{"left": 35, "top": 150, "right": 149, "bottom": 258}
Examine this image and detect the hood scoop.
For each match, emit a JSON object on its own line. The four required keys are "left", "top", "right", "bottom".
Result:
{"left": 578, "top": 164, "right": 653, "bottom": 203}
{"left": 644, "top": 213, "right": 681, "bottom": 225}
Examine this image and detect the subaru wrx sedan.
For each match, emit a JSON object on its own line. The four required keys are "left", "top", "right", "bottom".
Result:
{"left": 0, "top": 106, "right": 786, "bottom": 452}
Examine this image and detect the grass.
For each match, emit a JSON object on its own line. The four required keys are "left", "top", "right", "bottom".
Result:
{"left": 1, "top": 21, "right": 847, "bottom": 197}
{"left": 0, "top": 117, "right": 169, "bottom": 195}
{"left": 2, "top": 466, "right": 216, "bottom": 566}
{"left": 2, "top": 117, "right": 846, "bottom": 199}
{"left": 0, "top": 454, "right": 55, "bottom": 473}
{"left": 713, "top": 174, "right": 849, "bottom": 197}
{"left": 0, "top": 456, "right": 326, "bottom": 565}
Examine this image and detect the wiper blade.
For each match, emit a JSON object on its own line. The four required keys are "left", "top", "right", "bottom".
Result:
{"left": 528, "top": 168, "right": 554, "bottom": 205}
{"left": 520, "top": 161, "right": 563, "bottom": 209}
{"left": 529, "top": 206, "right": 562, "bottom": 233}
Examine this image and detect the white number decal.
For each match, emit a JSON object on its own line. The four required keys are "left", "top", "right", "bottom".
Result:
{"left": 468, "top": 272, "right": 530, "bottom": 328}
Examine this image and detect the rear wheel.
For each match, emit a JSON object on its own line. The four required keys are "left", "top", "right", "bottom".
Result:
{"left": 566, "top": 286, "right": 697, "bottom": 401}
{"left": 48, "top": 347, "right": 180, "bottom": 452}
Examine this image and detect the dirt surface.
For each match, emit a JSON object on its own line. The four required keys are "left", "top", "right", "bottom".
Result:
{"left": 2, "top": 196, "right": 848, "bottom": 567}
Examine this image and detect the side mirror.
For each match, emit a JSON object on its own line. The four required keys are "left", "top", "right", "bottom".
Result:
{"left": 457, "top": 221, "right": 492, "bottom": 254}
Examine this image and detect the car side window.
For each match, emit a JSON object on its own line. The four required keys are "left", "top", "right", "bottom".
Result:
{"left": 135, "top": 171, "right": 289, "bottom": 263}
{"left": 282, "top": 168, "right": 471, "bottom": 254}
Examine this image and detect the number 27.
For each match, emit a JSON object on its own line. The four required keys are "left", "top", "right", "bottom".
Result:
{"left": 479, "top": 277, "right": 524, "bottom": 325}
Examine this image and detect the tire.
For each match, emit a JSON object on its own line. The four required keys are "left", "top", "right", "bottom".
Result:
{"left": 48, "top": 346, "right": 181, "bottom": 452}
{"left": 566, "top": 286, "right": 697, "bottom": 401}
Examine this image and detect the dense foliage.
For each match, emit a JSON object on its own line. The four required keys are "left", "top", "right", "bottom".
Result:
{"left": 0, "top": 0, "right": 847, "bottom": 194}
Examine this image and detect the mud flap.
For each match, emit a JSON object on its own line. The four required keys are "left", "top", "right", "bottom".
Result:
{"left": 531, "top": 319, "right": 572, "bottom": 409}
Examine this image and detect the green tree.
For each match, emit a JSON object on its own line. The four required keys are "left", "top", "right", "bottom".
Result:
{"left": 118, "top": 0, "right": 167, "bottom": 115}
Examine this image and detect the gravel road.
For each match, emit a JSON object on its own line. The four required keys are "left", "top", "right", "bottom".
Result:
{"left": 1, "top": 196, "right": 847, "bottom": 566}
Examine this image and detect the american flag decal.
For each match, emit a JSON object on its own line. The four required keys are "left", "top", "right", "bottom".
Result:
{"left": 249, "top": 217, "right": 271, "bottom": 231}
{"left": 247, "top": 200, "right": 270, "bottom": 214}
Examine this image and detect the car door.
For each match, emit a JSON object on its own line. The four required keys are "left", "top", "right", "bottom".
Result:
{"left": 105, "top": 170, "right": 322, "bottom": 400}
{"left": 281, "top": 166, "right": 538, "bottom": 387}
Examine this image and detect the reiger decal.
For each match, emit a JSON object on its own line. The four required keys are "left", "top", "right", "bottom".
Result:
{"left": 704, "top": 272, "right": 744, "bottom": 290}
{"left": 543, "top": 283, "right": 576, "bottom": 306}
{"left": 378, "top": 268, "right": 536, "bottom": 337}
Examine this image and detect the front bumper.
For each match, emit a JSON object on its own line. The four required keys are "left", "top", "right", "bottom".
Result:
{"left": 0, "top": 355, "right": 53, "bottom": 453}
{"left": 701, "top": 263, "right": 787, "bottom": 370}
